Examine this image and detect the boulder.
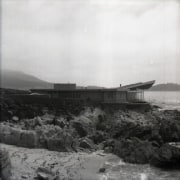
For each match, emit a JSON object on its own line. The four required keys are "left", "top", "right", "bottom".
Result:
{"left": 24, "top": 119, "right": 36, "bottom": 129}
{"left": 103, "top": 139, "right": 115, "bottom": 153}
{"left": 24, "top": 117, "right": 43, "bottom": 129}
{"left": 47, "top": 138, "right": 68, "bottom": 152}
{"left": 21, "top": 175, "right": 29, "bottom": 179}
{"left": 95, "top": 114, "right": 107, "bottom": 131}
{"left": 150, "top": 128, "right": 163, "bottom": 145}
{"left": 96, "top": 123, "right": 107, "bottom": 131}
{"left": 104, "top": 146, "right": 113, "bottom": 153}
{"left": 55, "top": 118, "right": 66, "bottom": 128}
{"left": 7, "top": 110, "right": 13, "bottom": 117}
{"left": 41, "top": 114, "right": 54, "bottom": 124}
{"left": 99, "top": 167, "right": 106, "bottom": 173}
{"left": 71, "top": 121, "right": 88, "bottom": 137}
{"left": 79, "top": 138, "right": 95, "bottom": 150}
{"left": 89, "top": 131, "right": 107, "bottom": 144}
{"left": 47, "top": 133, "right": 74, "bottom": 152}
{"left": 113, "top": 138, "right": 157, "bottom": 164}
{"left": 0, "top": 149, "right": 11, "bottom": 180}
{"left": 150, "top": 143, "right": 180, "bottom": 168}
{"left": 0, "top": 124, "right": 21, "bottom": 145}
{"left": 36, "top": 167, "right": 56, "bottom": 180}
{"left": 111, "top": 120, "right": 152, "bottom": 140}
{"left": 71, "top": 115, "right": 95, "bottom": 138}
{"left": 12, "top": 116, "right": 19, "bottom": 122}
{"left": 157, "top": 110, "right": 180, "bottom": 143}
{"left": 35, "top": 125, "right": 72, "bottom": 149}
{"left": 34, "top": 116, "right": 43, "bottom": 126}
{"left": 18, "top": 130, "right": 37, "bottom": 148}
{"left": 37, "top": 172, "right": 49, "bottom": 180}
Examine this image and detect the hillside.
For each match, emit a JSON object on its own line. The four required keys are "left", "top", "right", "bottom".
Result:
{"left": 1, "top": 70, "right": 53, "bottom": 90}
{"left": 150, "top": 83, "right": 180, "bottom": 91}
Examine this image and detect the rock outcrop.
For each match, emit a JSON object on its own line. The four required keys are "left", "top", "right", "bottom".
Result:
{"left": 1, "top": 93, "right": 180, "bottom": 169}
{"left": 0, "top": 124, "right": 37, "bottom": 148}
{"left": 113, "top": 138, "right": 157, "bottom": 164}
{"left": 150, "top": 143, "right": 180, "bottom": 168}
{"left": 0, "top": 149, "right": 11, "bottom": 180}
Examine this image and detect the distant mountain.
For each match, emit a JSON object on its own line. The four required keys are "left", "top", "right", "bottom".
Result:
{"left": 1, "top": 70, "right": 53, "bottom": 90}
{"left": 149, "top": 83, "right": 180, "bottom": 91}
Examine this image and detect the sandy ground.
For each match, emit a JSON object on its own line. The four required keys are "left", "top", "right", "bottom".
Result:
{"left": 1, "top": 143, "right": 119, "bottom": 180}
{"left": 1, "top": 143, "right": 180, "bottom": 180}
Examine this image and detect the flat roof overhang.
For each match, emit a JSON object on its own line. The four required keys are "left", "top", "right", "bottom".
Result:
{"left": 120, "top": 80, "right": 155, "bottom": 90}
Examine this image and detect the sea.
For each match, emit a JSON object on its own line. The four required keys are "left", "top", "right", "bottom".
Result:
{"left": 99, "top": 91, "right": 180, "bottom": 180}
{"left": 144, "top": 91, "right": 180, "bottom": 111}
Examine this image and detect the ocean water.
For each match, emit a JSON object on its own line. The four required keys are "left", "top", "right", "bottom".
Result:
{"left": 98, "top": 160, "right": 180, "bottom": 180}
{"left": 144, "top": 91, "right": 180, "bottom": 110}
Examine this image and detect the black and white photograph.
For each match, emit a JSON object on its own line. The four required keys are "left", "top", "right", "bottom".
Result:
{"left": 1, "top": 0, "right": 180, "bottom": 179}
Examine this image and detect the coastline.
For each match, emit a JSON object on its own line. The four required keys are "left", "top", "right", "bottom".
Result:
{"left": 1, "top": 93, "right": 180, "bottom": 179}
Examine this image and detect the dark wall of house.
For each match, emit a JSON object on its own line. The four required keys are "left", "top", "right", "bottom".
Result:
{"left": 53, "top": 84, "right": 76, "bottom": 90}
{"left": 103, "top": 91, "right": 117, "bottom": 103}
{"left": 49, "top": 91, "right": 104, "bottom": 103}
{"left": 115, "top": 91, "right": 127, "bottom": 103}
{"left": 30, "top": 89, "right": 143, "bottom": 104}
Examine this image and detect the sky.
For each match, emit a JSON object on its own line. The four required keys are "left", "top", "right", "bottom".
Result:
{"left": 1, "top": 0, "right": 180, "bottom": 87}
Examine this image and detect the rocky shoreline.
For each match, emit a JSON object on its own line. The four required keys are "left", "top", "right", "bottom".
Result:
{"left": 4, "top": 143, "right": 179, "bottom": 180}
{"left": 1, "top": 93, "right": 180, "bottom": 179}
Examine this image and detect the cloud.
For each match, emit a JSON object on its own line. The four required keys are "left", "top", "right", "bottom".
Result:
{"left": 2, "top": 0, "right": 180, "bottom": 86}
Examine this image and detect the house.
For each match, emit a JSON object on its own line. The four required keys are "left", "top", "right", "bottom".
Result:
{"left": 30, "top": 80, "right": 155, "bottom": 104}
